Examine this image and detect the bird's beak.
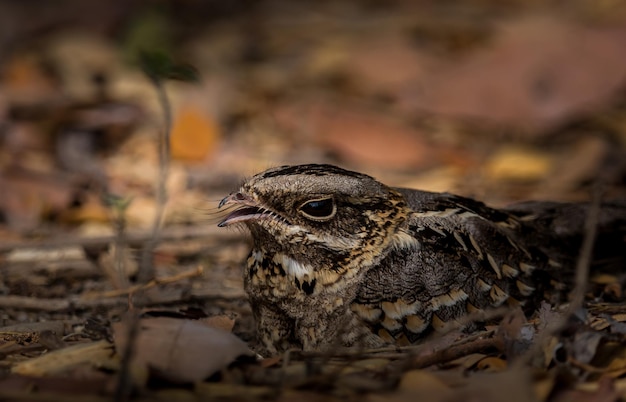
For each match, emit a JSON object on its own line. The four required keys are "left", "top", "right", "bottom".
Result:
{"left": 217, "top": 192, "right": 264, "bottom": 227}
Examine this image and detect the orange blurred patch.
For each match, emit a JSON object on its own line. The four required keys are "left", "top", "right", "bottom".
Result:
{"left": 170, "top": 106, "right": 220, "bottom": 162}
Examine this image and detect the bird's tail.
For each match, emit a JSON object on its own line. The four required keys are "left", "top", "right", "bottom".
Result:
{"left": 505, "top": 199, "right": 626, "bottom": 279}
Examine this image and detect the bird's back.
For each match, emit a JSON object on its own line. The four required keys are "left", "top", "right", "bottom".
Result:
{"left": 353, "top": 189, "right": 626, "bottom": 344}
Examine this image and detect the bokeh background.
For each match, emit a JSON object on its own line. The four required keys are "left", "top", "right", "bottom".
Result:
{"left": 1, "top": 0, "right": 626, "bottom": 236}
{"left": 1, "top": 1, "right": 626, "bottom": 399}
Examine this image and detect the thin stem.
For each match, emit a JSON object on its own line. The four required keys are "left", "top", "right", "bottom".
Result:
{"left": 116, "top": 76, "right": 173, "bottom": 402}
{"left": 138, "top": 78, "right": 172, "bottom": 284}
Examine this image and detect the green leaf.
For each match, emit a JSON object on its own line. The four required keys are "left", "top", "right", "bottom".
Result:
{"left": 139, "top": 51, "right": 172, "bottom": 81}
{"left": 167, "top": 64, "right": 199, "bottom": 82}
{"left": 102, "top": 193, "right": 133, "bottom": 212}
{"left": 139, "top": 51, "right": 199, "bottom": 83}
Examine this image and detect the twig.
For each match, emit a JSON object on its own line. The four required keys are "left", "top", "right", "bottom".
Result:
{"left": 566, "top": 185, "right": 603, "bottom": 315}
{"left": 409, "top": 336, "right": 503, "bottom": 369}
{"left": 82, "top": 266, "right": 203, "bottom": 299}
{"left": 106, "top": 198, "right": 131, "bottom": 291}
{"left": 0, "top": 296, "right": 74, "bottom": 311}
{"left": 115, "top": 311, "right": 140, "bottom": 402}
{"left": 0, "top": 225, "right": 236, "bottom": 253}
{"left": 138, "top": 78, "right": 172, "bottom": 284}
{"left": 291, "top": 329, "right": 497, "bottom": 361}
{"left": 0, "top": 283, "right": 240, "bottom": 312}
{"left": 116, "top": 74, "right": 173, "bottom": 402}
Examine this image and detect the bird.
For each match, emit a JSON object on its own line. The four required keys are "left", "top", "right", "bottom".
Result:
{"left": 217, "top": 164, "right": 626, "bottom": 355}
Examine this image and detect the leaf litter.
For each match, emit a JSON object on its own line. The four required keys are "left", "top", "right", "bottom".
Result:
{"left": 0, "top": 1, "right": 625, "bottom": 401}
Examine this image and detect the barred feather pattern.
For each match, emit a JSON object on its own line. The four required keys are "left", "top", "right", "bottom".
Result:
{"left": 218, "top": 164, "right": 626, "bottom": 355}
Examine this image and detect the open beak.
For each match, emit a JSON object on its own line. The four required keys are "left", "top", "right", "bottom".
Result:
{"left": 217, "top": 192, "right": 268, "bottom": 227}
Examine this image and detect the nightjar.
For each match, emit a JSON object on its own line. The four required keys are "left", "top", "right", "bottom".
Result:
{"left": 218, "top": 164, "right": 626, "bottom": 355}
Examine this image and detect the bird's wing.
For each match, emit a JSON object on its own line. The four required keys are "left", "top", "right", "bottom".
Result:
{"left": 353, "top": 189, "right": 554, "bottom": 343}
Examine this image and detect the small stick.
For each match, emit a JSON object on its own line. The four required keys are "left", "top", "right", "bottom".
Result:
{"left": 409, "top": 336, "right": 503, "bottom": 369}
{"left": 0, "top": 225, "right": 233, "bottom": 253}
{"left": 81, "top": 266, "right": 203, "bottom": 299}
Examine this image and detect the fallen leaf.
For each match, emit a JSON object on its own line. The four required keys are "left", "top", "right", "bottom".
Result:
{"left": 572, "top": 331, "right": 605, "bottom": 365}
{"left": 124, "top": 196, "right": 157, "bottom": 228}
{"left": 538, "top": 136, "right": 609, "bottom": 198}
{"left": 554, "top": 377, "right": 619, "bottom": 402}
{"left": 0, "top": 169, "right": 75, "bottom": 231}
{"left": 475, "top": 356, "right": 508, "bottom": 372}
{"left": 58, "top": 192, "right": 110, "bottom": 224}
{"left": 274, "top": 101, "right": 436, "bottom": 169}
{"left": 485, "top": 146, "right": 553, "bottom": 181}
{"left": 2, "top": 52, "right": 58, "bottom": 101}
{"left": 259, "top": 355, "right": 282, "bottom": 368}
{"left": 396, "top": 16, "right": 626, "bottom": 134}
{"left": 11, "top": 340, "right": 115, "bottom": 376}
{"left": 591, "top": 274, "right": 621, "bottom": 285}
{"left": 345, "top": 32, "right": 434, "bottom": 92}
{"left": 446, "top": 352, "right": 488, "bottom": 369}
{"left": 543, "top": 336, "right": 561, "bottom": 367}
{"left": 398, "top": 369, "right": 450, "bottom": 392}
{"left": 97, "top": 243, "right": 139, "bottom": 286}
{"left": 171, "top": 105, "right": 220, "bottom": 162}
{"left": 368, "top": 369, "right": 454, "bottom": 402}
{"left": 201, "top": 315, "right": 236, "bottom": 332}
{"left": 460, "top": 368, "right": 536, "bottom": 402}
{"left": 112, "top": 317, "right": 252, "bottom": 383}
{"left": 497, "top": 307, "right": 534, "bottom": 359}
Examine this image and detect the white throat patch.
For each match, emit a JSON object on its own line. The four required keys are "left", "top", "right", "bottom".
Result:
{"left": 274, "top": 254, "right": 313, "bottom": 278}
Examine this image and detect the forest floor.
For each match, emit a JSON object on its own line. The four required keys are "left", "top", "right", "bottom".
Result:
{"left": 1, "top": 1, "right": 626, "bottom": 401}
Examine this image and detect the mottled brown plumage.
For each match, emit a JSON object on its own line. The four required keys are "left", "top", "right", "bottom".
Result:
{"left": 218, "top": 164, "right": 626, "bottom": 355}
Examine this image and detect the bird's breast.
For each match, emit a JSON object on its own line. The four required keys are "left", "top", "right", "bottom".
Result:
{"left": 244, "top": 249, "right": 319, "bottom": 300}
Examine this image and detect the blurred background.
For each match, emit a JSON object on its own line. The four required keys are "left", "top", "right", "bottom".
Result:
{"left": 1, "top": 0, "right": 626, "bottom": 236}
{"left": 2, "top": 2, "right": 626, "bottom": 396}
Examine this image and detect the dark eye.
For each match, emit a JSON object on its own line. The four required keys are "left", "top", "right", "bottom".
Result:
{"left": 298, "top": 198, "right": 336, "bottom": 221}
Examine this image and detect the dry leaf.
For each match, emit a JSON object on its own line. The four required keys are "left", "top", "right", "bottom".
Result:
{"left": 2, "top": 52, "right": 57, "bottom": 100}
{"left": 11, "top": 340, "right": 115, "bottom": 376}
{"left": 398, "top": 370, "right": 450, "bottom": 392}
{"left": 112, "top": 317, "right": 252, "bottom": 383}
{"left": 58, "top": 192, "right": 110, "bottom": 224}
{"left": 554, "top": 377, "right": 619, "bottom": 402}
{"left": 497, "top": 307, "right": 534, "bottom": 358}
{"left": 171, "top": 105, "right": 220, "bottom": 162}
{"left": 446, "top": 352, "right": 488, "bottom": 369}
{"left": 396, "top": 16, "right": 626, "bottom": 134}
{"left": 0, "top": 170, "right": 75, "bottom": 231}
{"left": 475, "top": 356, "right": 508, "bottom": 372}
{"left": 572, "top": 332, "right": 605, "bottom": 365}
{"left": 368, "top": 369, "right": 454, "bottom": 402}
{"left": 485, "top": 147, "right": 552, "bottom": 181}
{"left": 274, "top": 101, "right": 436, "bottom": 169}
{"left": 201, "top": 315, "right": 236, "bottom": 332}
{"left": 260, "top": 355, "right": 282, "bottom": 368}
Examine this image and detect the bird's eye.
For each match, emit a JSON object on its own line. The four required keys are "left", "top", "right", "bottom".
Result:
{"left": 298, "top": 198, "right": 336, "bottom": 221}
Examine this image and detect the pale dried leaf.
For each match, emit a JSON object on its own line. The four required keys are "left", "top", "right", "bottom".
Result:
{"left": 201, "top": 315, "right": 236, "bottom": 332}
{"left": 11, "top": 340, "right": 115, "bottom": 376}
{"left": 572, "top": 331, "right": 604, "bottom": 364}
{"left": 112, "top": 317, "right": 252, "bottom": 383}
{"left": 485, "top": 147, "right": 552, "bottom": 181}
{"left": 398, "top": 370, "right": 450, "bottom": 392}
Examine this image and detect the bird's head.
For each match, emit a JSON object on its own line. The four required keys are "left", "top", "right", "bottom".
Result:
{"left": 218, "top": 164, "right": 413, "bottom": 283}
